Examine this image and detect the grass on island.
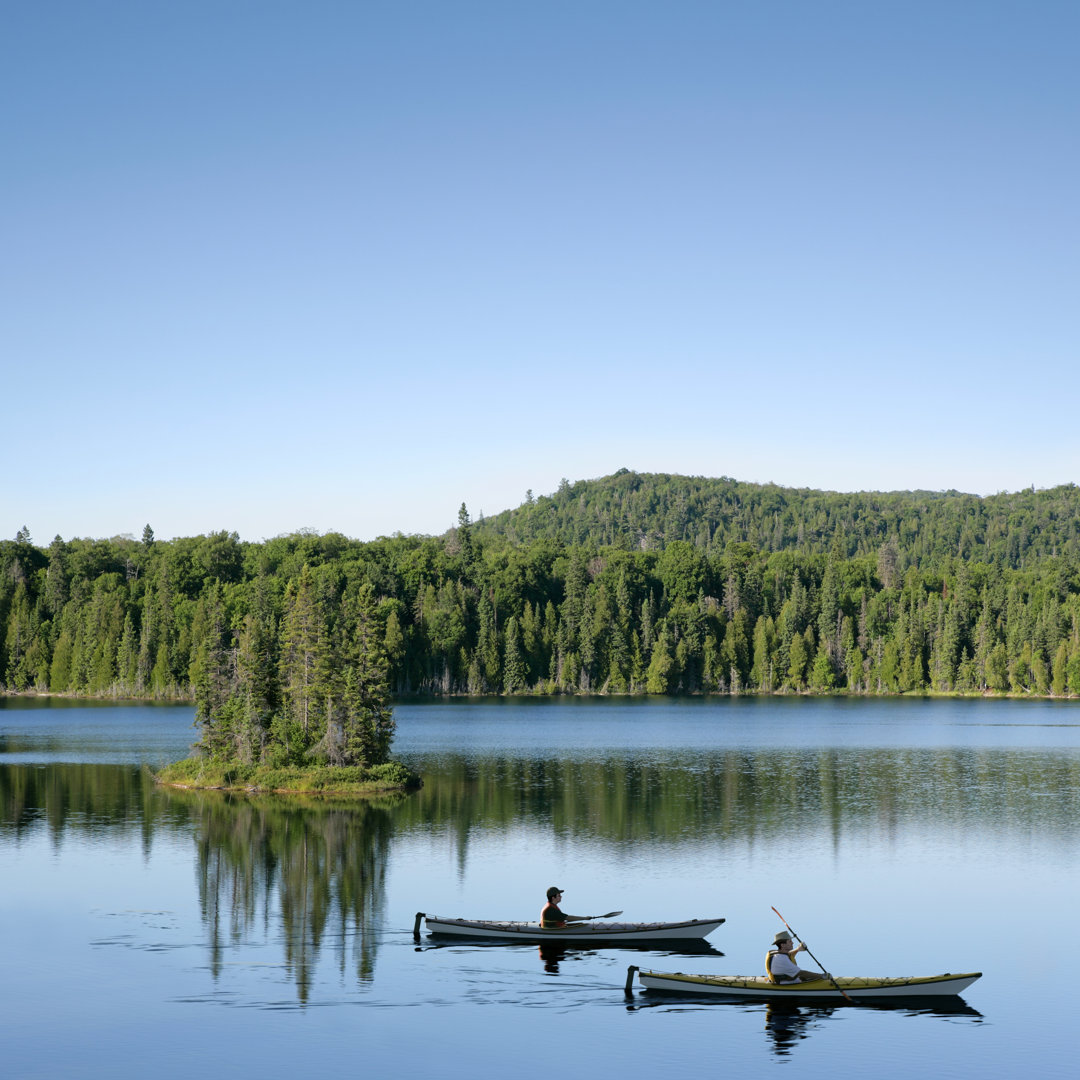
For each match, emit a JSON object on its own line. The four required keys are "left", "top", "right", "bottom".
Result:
{"left": 156, "top": 756, "right": 421, "bottom": 796}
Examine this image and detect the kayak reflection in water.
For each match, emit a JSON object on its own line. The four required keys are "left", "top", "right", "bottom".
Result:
{"left": 540, "top": 887, "right": 589, "bottom": 929}
{"left": 767, "top": 931, "right": 829, "bottom": 983}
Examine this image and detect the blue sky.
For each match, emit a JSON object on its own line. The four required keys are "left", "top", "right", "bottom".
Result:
{"left": 3, "top": 0, "right": 1078, "bottom": 544}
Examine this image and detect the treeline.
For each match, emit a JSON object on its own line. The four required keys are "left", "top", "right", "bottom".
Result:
{"left": 479, "top": 469, "right": 1080, "bottom": 567}
{"left": 3, "top": 471, "right": 1080, "bottom": 706}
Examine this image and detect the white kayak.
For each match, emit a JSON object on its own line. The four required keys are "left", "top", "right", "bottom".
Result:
{"left": 632, "top": 967, "right": 981, "bottom": 999}
{"left": 417, "top": 913, "right": 725, "bottom": 942}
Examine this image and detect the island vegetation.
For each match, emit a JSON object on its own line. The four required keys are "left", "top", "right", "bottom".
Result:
{"left": 3, "top": 471, "right": 1080, "bottom": 710}
{"left": 154, "top": 576, "right": 418, "bottom": 794}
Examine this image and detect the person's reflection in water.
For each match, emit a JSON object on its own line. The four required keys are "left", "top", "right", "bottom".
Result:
{"left": 538, "top": 942, "right": 568, "bottom": 973}
{"left": 764, "top": 1003, "right": 834, "bottom": 1056}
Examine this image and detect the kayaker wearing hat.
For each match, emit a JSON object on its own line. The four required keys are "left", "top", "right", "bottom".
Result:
{"left": 540, "top": 887, "right": 589, "bottom": 929}
{"left": 766, "top": 930, "right": 828, "bottom": 983}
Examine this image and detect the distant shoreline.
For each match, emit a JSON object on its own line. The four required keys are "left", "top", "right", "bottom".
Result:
{"left": 4, "top": 687, "right": 1075, "bottom": 703}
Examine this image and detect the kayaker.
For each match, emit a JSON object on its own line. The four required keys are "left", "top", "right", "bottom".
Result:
{"left": 766, "top": 930, "right": 828, "bottom": 983}
{"left": 540, "top": 887, "right": 589, "bottom": 928}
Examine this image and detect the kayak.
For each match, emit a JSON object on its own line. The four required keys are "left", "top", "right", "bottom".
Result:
{"left": 420, "top": 915, "right": 724, "bottom": 941}
{"left": 416, "top": 913, "right": 725, "bottom": 942}
{"left": 632, "top": 967, "right": 980, "bottom": 999}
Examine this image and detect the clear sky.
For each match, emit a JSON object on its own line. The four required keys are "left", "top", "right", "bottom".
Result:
{"left": 3, "top": 0, "right": 1078, "bottom": 544}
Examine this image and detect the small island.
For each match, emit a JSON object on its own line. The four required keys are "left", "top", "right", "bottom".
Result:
{"left": 156, "top": 574, "right": 420, "bottom": 796}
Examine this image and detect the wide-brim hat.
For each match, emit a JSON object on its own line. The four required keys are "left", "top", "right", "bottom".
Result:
{"left": 773, "top": 930, "right": 793, "bottom": 946}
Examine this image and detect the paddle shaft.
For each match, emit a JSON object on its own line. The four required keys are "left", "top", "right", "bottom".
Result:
{"left": 771, "top": 906, "right": 854, "bottom": 1003}
{"left": 579, "top": 910, "right": 622, "bottom": 920}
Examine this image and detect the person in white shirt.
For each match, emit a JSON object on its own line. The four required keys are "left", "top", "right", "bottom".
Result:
{"left": 766, "top": 930, "right": 827, "bottom": 982}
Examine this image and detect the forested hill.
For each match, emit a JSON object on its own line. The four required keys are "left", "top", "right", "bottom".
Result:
{"left": 475, "top": 470, "right": 1080, "bottom": 568}
{"left": 3, "top": 469, "right": 1080, "bottom": 705}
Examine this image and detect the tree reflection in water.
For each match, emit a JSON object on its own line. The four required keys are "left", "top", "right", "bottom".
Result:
{"left": 394, "top": 746, "right": 1080, "bottom": 857}
{"left": 167, "top": 787, "right": 404, "bottom": 1002}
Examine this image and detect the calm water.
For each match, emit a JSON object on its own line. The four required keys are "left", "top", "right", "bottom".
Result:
{"left": 3, "top": 696, "right": 1079, "bottom": 1079}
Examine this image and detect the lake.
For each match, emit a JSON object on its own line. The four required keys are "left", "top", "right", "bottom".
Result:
{"left": 3, "top": 695, "right": 1078, "bottom": 1079}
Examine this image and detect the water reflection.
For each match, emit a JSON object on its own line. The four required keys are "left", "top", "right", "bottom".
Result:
{"left": 396, "top": 746, "right": 1080, "bottom": 849}
{"left": 628, "top": 994, "right": 982, "bottom": 1055}
{"left": 1, "top": 763, "right": 404, "bottom": 1004}
{"left": 8, "top": 740, "right": 1080, "bottom": 863}
{"left": 0, "top": 762, "right": 192, "bottom": 846}
{"left": 415, "top": 936, "right": 723, "bottom": 978}
{"left": 765, "top": 1003, "right": 836, "bottom": 1055}
{"left": 766, "top": 998, "right": 983, "bottom": 1057}
{"left": 0, "top": 741, "right": 1058, "bottom": 1018}
{"left": 537, "top": 938, "right": 725, "bottom": 975}
{"left": 163, "top": 786, "right": 403, "bottom": 1002}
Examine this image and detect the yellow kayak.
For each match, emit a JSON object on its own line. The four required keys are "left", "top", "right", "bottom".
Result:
{"left": 632, "top": 967, "right": 981, "bottom": 1000}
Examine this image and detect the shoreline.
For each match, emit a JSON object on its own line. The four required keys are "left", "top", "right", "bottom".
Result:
{"left": 153, "top": 758, "right": 423, "bottom": 798}
{"left": 156, "top": 778, "right": 420, "bottom": 798}
{"left": 4, "top": 687, "right": 1076, "bottom": 703}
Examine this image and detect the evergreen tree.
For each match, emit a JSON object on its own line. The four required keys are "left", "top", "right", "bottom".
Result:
{"left": 342, "top": 585, "right": 394, "bottom": 766}
{"left": 477, "top": 594, "right": 500, "bottom": 690}
{"left": 279, "top": 566, "right": 325, "bottom": 753}
{"left": 502, "top": 616, "right": 528, "bottom": 693}
{"left": 1052, "top": 641, "right": 1069, "bottom": 696}
{"left": 787, "top": 630, "right": 808, "bottom": 690}
{"left": 191, "top": 585, "right": 236, "bottom": 759}
{"left": 646, "top": 625, "right": 675, "bottom": 694}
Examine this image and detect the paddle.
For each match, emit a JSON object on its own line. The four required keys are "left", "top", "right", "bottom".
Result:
{"left": 770, "top": 906, "right": 853, "bottom": 1003}
{"left": 579, "top": 910, "right": 623, "bottom": 920}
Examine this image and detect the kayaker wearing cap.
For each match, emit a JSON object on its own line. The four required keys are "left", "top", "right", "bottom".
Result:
{"left": 766, "top": 930, "right": 828, "bottom": 983}
{"left": 540, "top": 887, "right": 589, "bottom": 929}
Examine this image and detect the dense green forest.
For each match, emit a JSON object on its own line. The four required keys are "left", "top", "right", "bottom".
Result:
{"left": 3, "top": 472, "right": 1080, "bottom": 713}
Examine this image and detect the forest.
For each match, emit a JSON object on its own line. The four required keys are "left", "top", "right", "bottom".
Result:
{"left": 3, "top": 471, "right": 1080, "bottom": 717}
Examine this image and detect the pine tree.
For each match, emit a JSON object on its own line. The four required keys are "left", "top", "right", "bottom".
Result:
{"left": 787, "top": 630, "right": 808, "bottom": 690}
{"left": 477, "top": 594, "right": 500, "bottom": 690}
{"left": 50, "top": 627, "right": 74, "bottom": 692}
{"left": 235, "top": 578, "right": 280, "bottom": 761}
{"left": 117, "top": 613, "right": 139, "bottom": 691}
{"left": 3, "top": 582, "right": 35, "bottom": 689}
{"left": 456, "top": 503, "right": 475, "bottom": 580}
{"left": 279, "top": 565, "right": 325, "bottom": 754}
{"left": 646, "top": 625, "right": 675, "bottom": 694}
{"left": 191, "top": 585, "right": 236, "bottom": 758}
{"left": 751, "top": 616, "right": 776, "bottom": 692}
{"left": 502, "top": 616, "right": 528, "bottom": 693}
{"left": 342, "top": 585, "right": 394, "bottom": 766}
{"left": 1052, "top": 641, "right": 1069, "bottom": 696}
